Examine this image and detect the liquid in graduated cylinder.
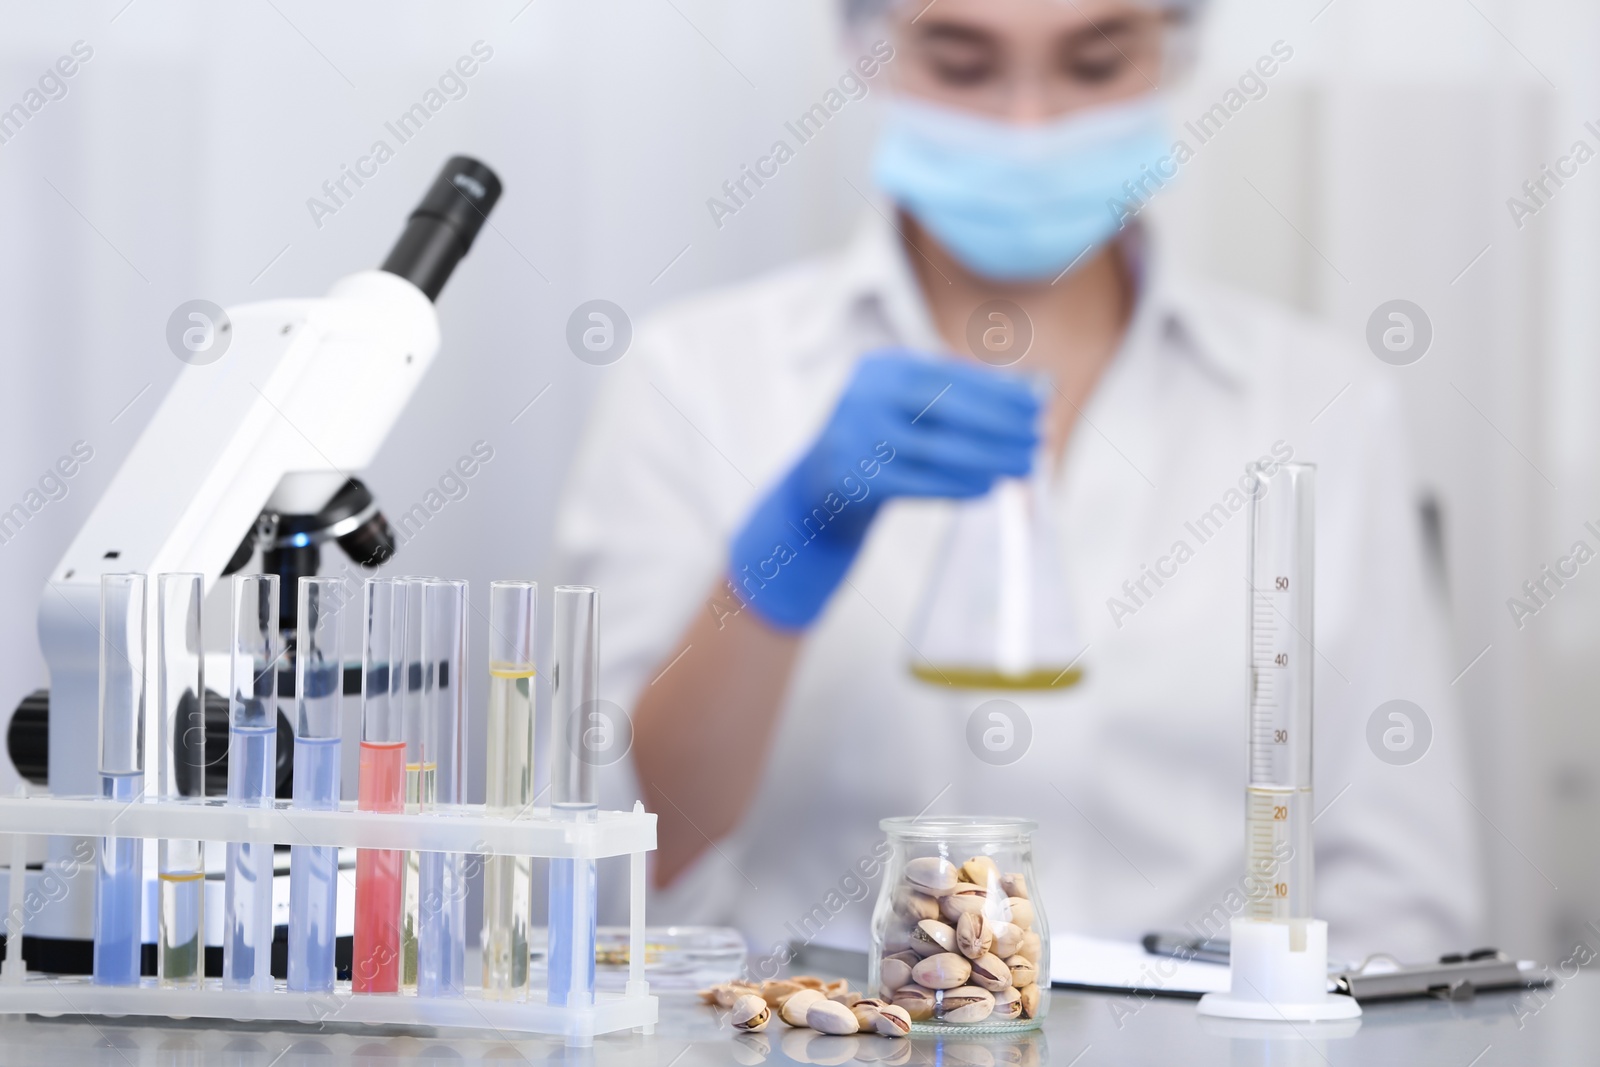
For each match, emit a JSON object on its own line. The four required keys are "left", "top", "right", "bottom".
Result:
{"left": 483, "top": 665, "right": 535, "bottom": 997}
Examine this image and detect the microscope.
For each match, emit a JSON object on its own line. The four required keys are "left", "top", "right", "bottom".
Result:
{"left": 9, "top": 156, "right": 502, "bottom": 969}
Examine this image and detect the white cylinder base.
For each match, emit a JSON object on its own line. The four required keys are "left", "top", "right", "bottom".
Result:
{"left": 1196, "top": 918, "right": 1362, "bottom": 1022}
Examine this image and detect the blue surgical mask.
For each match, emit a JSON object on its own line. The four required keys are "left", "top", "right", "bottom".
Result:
{"left": 872, "top": 95, "right": 1172, "bottom": 283}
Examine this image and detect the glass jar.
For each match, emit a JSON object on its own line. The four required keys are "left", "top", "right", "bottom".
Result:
{"left": 869, "top": 816, "right": 1049, "bottom": 1032}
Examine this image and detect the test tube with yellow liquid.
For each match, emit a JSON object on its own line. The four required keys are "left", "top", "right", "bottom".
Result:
{"left": 482, "top": 580, "right": 537, "bottom": 998}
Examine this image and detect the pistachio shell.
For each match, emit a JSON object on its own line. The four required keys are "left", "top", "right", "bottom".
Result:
{"left": 956, "top": 911, "right": 992, "bottom": 960}
{"left": 893, "top": 887, "right": 941, "bottom": 921}
{"left": 989, "top": 921, "right": 1024, "bottom": 959}
{"left": 959, "top": 855, "right": 1000, "bottom": 887}
{"left": 1003, "top": 896, "right": 1034, "bottom": 930}
{"left": 891, "top": 984, "right": 936, "bottom": 1021}
{"left": 939, "top": 884, "right": 990, "bottom": 924}
{"left": 731, "top": 993, "right": 771, "bottom": 1031}
{"left": 909, "top": 918, "right": 957, "bottom": 957}
{"left": 1018, "top": 982, "right": 1042, "bottom": 1018}
{"left": 874, "top": 1002, "right": 913, "bottom": 1037}
{"left": 760, "top": 978, "right": 804, "bottom": 1007}
{"left": 991, "top": 986, "right": 1023, "bottom": 1020}
{"left": 940, "top": 985, "right": 996, "bottom": 1025}
{"left": 822, "top": 978, "right": 851, "bottom": 997}
{"left": 780, "top": 987, "right": 825, "bottom": 1027}
{"left": 794, "top": 976, "right": 826, "bottom": 990}
{"left": 1018, "top": 929, "right": 1042, "bottom": 964}
{"left": 1005, "top": 954, "right": 1038, "bottom": 989}
{"left": 880, "top": 957, "right": 913, "bottom": 993}
{"left": 904, "top": 856, "right": 960, "bottom": 895}
{"left": 968, "top": 951, "right": 1012, "bottom": 992}
{"left": 1000, "top": 872, "right": 1028, "bottom": 900}
{"left": 808, "top": 998, "right": 861, "bottom": 1035}
{"left": 911, "top": 951, "right": 972, "bottom": 990}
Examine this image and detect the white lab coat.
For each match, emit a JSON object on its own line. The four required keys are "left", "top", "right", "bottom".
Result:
{"left": 553, "top": 216, "right": 1485, "bottom": 964}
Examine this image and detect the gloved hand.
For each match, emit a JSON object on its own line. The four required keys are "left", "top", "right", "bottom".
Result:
{"left": 727, "top": 349, "right": 1041, "bottom": 630}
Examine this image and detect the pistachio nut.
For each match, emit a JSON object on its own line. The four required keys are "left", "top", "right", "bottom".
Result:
{"left": 780, "top": 987, "right": 826, "bottom": 1027}
{"left": 1000, "top": 872, "right": 1028, "bottom": 900}
{"left": 851, "top": 997, "right": 889, "bottom": 1031}
{"left": 939, "top": 884, "right": 989, "bottom": 924}
{"left": 794, "top": 976, "right": 826, "bottom": 990}
{"left": 909, "top": 918, "right": 957, "bottom": 957}
{"left": 807, "top": 998, "right": 861, "bottom": 1035}
{"left": 880, "top": 957, "right": 913, "bottom": 995}
{"left": 956, "top": 911, "right": 993, "bottom": 960}
{"left": 822, "top": 978, "right": 851, "bottom": 997}
{"left": 830, "top": 990, "right": 862, "bottom": 1008}
{"left": 761, "top": 978, "right": 804, "bottom": 1007}
{"left": 911, "top": 951, "right": 972, "bottom": 991}
{"left": 940, "top": 985, "right": 996, "bottom": 1025}
{"left": 1018, "top": 982, "right": 1041, "bottom": 1018}
{"left": 959, "top": 855, "right": 1000, "bottom": 887}
{"left": 1003, "top": 897, "right": 1035, "bottom": 931}
{"left": 893, "top": 887, "right": 941, "bottom": 922}
{"left": 891, "top": 984, "right": 936, "bottom": 1021}
{"left": 991, "top": 986, "right": 1023, "bottom": 1021}
{"left": 731, "top": 993, "right": 772, "bottom": 1032}
{"left": 1018, "top": 929, "right": 1042, "bottom": 964}
{"left": 968, "top": 952, "right": 1012, "bottom": 992}
{"left": 874, "top": 1003, "right": 914, "bottom": 1038}
{"left": 988, "top": 920, "right": 1024, "bottom": 958}
{"left": 715, "top": 982, "right": 760, "bottom": 1008}
{"left": 1005, "top": 955, "right": 1038, "bottom": 989}
{"left": 904, "top": 856, "right": 960, "bottom": 895}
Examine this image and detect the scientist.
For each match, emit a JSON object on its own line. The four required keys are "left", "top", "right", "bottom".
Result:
{"left": 556, "top": 0, "right": 1483, "bottom": 962}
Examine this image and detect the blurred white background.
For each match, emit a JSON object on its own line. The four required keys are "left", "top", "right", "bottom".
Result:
{"left": 0, "top": 0, "right": 1595, "bottom": 961}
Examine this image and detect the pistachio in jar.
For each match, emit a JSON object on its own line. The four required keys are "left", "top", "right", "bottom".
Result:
{"left": 904, "top": 856, "right": 960, "bottom": 895}
{"left": 891, "top": 984, "right": 936, "bottom": 1021}
{"left": 955, "top": 912, "right": 993, "bottom": 959}
{"left": 911, "top": 951, "right": 972, "bottom": 990}
{"left": 909, "top": 918, "right": 958, "bottom": 957}
{"left": 941, "top": 986, "right": 996, "bottom": 1024}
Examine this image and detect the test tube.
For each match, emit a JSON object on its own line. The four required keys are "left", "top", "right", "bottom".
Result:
{"left": 417, "top": 578, "right": 468, "bottom": 997}
{"left": 399, "top": 576, "right": 431, "bottom": 992}
{"left": 483, "top": 580, "right": 537, "bottom": 999}
{"left": 94, "top": 573, "right": 146, "bottom": 986}
{"left": 224, "top": 573, "right": 280, "bottom": 992}
{"left": 1243, "top": 463, "right": 1315, "bottom": 945}
{"left": 156, "top": 573, "right": 205, "bottom": 987}
{"left": 353, "top": 577, "right": 406, "bottom": 993}
{"left": 287, "top": 576, "right": 347, "bottom": 993}
{"left": 548, "top": 585, "right": 600, "bottom": 1006}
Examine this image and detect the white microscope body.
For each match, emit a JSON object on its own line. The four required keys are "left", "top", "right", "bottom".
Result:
{"left": 25, "top": 157, "right": 501, "bottom": 954}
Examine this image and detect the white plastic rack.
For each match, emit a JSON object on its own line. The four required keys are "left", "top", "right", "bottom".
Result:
{"left": 0, "top": 793, "right": 657, "bottom": 1044}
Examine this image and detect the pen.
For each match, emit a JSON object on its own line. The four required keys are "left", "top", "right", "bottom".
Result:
{"left": 1142, "top": 931, "right": 1231, "bottom": 966}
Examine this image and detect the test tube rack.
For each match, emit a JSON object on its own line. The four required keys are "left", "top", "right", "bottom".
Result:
{"left": 0, "top": 793, "right": 657, "bottom": 1045}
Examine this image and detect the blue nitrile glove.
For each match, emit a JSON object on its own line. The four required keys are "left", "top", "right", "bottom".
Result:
{"left": 727, "top": 349, "right": 1041, "bottom": 630}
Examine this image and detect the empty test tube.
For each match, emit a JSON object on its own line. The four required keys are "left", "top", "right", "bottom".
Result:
{"left": 548, "top": 585, "right": 600, "bottom": 1007}
{"left": 94, "top": 573, "right": 147, "bottom": 986}
{"left": 288, "top": 577, "right": 347, "bottom": 994}
{"left": 354, "top": 577, "right": 406, "bottom": 993}
{"left": 156, "top": 573, "right": 206, "bottom": 987}
{"left": 483, "top": 580, "right": 537, "bottom": 999}
{"left": 417, "top": 578, "right": 468, "bottom": 997}
{"left": 224, "top": 573, "right": 280, "bottom": 992}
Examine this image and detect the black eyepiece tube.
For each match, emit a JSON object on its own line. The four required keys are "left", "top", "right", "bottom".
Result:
{"left": 380, "top": 155, "right": 503, "bottom": 301}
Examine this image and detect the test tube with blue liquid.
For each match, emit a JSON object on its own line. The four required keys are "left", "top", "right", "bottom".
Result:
{"left": 224, "top": 573, "right": 280, "bottom": 991}
{"left": 288, "top": 576, "right": 346, "bottom": 993}
{"left": 156, "top": 573, "right": 206, "bottom": 987}
{"left": 548, "top": 585, "right": 600, "bottom": 1007}
{"left": 417, "top": 578, "right": 468, "bottom": 997}
{"left": 94, "top": 572, "right": 146, "bottom": 986}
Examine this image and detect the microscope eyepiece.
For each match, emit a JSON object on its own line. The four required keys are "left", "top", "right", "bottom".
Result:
{"left": 380, "top": 155, "right": 503, "bottom": 302}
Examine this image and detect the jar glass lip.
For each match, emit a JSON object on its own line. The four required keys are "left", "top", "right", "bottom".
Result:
{"left": 880, "top": 815, "right": 1038, "bottom": 840}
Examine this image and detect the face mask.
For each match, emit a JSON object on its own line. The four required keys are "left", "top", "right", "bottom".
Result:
{"left": 872, "top": 95, "right": 1172, "bottom": 283}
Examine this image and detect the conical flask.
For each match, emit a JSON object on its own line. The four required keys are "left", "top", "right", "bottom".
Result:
{"left": 908, "top": 457, "right": 1086, "bottom": 690}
